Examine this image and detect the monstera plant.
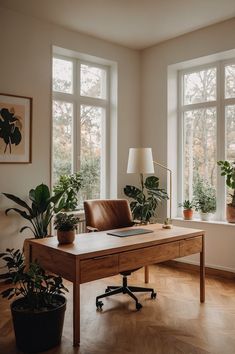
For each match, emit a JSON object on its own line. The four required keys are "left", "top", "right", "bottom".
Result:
{"left": 124, "top": 175, "right": 168, "bottom": 223}
{"left": 3, "top": 183, "right": 64, "bottom": 238}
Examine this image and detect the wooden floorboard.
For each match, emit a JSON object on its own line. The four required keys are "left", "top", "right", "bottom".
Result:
{"left": 1, "top": 264, "right": 235, "bottom": 354}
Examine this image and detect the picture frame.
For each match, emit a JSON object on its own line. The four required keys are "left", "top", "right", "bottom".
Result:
{"left": 0, "top": 93, "right": 32, "bottom": 163}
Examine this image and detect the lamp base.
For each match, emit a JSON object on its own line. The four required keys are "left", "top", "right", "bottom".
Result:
{"left": 162, "top": 218, "right": 173, "bottom": 229}
{"left": 162, "top": 224, "right": 172, "bottom": 229}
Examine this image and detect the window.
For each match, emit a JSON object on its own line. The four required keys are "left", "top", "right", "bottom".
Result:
{"left": 179, "top": 60, "right": 235, "bottom": 219}
{"left": 52, "top": 55, "right": 110, "bottom": 204}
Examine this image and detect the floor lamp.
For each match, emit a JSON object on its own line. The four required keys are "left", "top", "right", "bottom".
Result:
{"left": 127, "top": 148, "right": 172, "bottom": 227}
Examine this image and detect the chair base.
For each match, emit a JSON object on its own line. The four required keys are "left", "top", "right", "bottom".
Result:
{"left": 96, "top": 276, "right": 157, "bottom": 311}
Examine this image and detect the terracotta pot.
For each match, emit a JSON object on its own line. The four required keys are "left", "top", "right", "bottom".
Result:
{"left": 226, "top": 204, "right": 235, "bottom": 223}
{"left": 57, "top": 230, "right": 75, "bottom": 244}
{"left": 183, "top": 209, "right": 193, "bottom": 220}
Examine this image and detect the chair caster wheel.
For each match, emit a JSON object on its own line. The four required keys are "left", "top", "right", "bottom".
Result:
{"left": 136, "top": 302, "right": 142, "bottom": 311}
{"left": 96, "top": 301, "right": 104, "bottom": 311}
{"left": 151, "top": 292, "right": 157, "bottom": 299}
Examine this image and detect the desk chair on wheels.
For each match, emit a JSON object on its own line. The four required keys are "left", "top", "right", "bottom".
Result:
{"left": 83, "top": 199, "right": 157, "bottom": 311}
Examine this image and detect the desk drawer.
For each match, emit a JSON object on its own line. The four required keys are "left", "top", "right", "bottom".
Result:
{"left": 80, "top": 254, "right": 119, "bottom": 283}
{"left": 179, "top": 236, "right": 202, "bottom": 257}
{"left": 119, "top": 241, "right": 180, "bottom": 272}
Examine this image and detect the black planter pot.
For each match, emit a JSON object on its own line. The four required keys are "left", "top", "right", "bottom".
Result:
{"left": 11, "top": 294, "right": 66, "bottom": 353}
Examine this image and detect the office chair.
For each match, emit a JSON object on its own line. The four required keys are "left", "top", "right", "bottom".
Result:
{"left": 84, "top": 199, "right": 157, "bottom": 311}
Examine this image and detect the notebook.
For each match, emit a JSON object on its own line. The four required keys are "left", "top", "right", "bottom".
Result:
{"left": 107, "top": 228, "right": 153, "bottom": 237}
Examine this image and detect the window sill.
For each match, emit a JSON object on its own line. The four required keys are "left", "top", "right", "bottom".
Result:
{"left": 173, "top": 217, "right": 235, "bottom": 227}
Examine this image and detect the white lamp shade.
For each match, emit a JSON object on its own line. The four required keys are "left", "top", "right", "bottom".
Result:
{"left": 127, "top": 148, "right": 154, "bottom": 174}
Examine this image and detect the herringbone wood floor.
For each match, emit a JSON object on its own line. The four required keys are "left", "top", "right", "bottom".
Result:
{"left": 1, "top": 264, "right": 235, "bottom": 354}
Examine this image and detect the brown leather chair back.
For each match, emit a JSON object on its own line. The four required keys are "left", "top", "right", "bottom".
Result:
{"left": 84, "top": 199, "right": 134, "bottom": 231}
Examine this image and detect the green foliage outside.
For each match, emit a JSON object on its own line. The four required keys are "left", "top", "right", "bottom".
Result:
{"left": 124, "top": 175, "right": 168, "bottom": 223}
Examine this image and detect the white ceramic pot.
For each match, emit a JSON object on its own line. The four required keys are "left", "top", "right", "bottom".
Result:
{"left": 200, "top": 212, "right": 212, "bottom": 221}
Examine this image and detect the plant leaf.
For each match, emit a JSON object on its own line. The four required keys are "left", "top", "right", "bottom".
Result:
{"left": 2, "top": 193, "right": 31, "bottom": 212}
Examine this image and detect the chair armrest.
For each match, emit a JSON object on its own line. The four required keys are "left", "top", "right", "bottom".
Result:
{"left": 86, "top": 226, "right": 99, "bottom": 232}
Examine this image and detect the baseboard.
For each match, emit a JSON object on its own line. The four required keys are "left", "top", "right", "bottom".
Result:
{"left": 162, "top": 260, "right": 235, "bottom": 280}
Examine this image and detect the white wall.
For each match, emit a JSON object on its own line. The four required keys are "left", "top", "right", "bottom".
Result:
{"left": 141, "top": 18, "right": 235, "bottom": 272}
{"left": 0, "top": 7, "right": 141, "bottom": 251}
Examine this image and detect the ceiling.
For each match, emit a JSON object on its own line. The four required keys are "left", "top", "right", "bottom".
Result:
{"left": 1, "top": 0, "right": 235, "bottom": 49}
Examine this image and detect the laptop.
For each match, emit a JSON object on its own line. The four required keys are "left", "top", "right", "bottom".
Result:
{"left": 107, "top": 228, "right": 153, "bottom": 237}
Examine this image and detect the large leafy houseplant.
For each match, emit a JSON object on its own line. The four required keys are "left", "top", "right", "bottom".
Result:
{"left": 53, "top": 172, "right": 83, "bottom": 211}
{"left": 3, "top": 183, "right": 64, "bottom": 238}
{"left": 217, "top": 160, "right": 235, "bottom": 222}
{"left": 124, "top": 175, "right": 168, "bottom": 223}
{"left": 0, "top": 248, "right": 68, "bottom": 353}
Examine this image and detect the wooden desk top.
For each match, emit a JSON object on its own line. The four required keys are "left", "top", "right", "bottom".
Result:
{"left": 29, "top": 224, "right": 204, "bottom": 260}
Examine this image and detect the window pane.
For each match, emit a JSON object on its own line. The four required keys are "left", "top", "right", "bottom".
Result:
{"left": 53, "top": 100, "right": 73, "bottom": 183}
{"left": 53, "top": 58, "right": 73, "bottom": 94}
{"left": 225, "top": 65, "right": 235, "bottom": 98}
{"left": 80, "top": 64, "right": 106, "bottom": 99}
{"left": 183, "top": 108, "right": 217, "bottom": 200}
{"left": 225, "top": 105, "right": 235, "bottom": 204}
{"left": 79, "top": 105, "right": 104, "bottom": 201}
{"left": 183, "top": 68, "right": 216, "bottom": 105}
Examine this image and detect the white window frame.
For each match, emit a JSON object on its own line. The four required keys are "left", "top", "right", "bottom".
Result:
{"left": 52, "top": 54, "right": 111, "bottom": 199}
{"left": 178, "top": 58, "right": 235, "bottom": 221}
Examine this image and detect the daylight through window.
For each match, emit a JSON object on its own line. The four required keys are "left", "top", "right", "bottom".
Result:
{"left": 52, "top": 55, "right": 110, "bottom": 206}
{"left": 179, "top": 61, "right": 235, "bottom": 219}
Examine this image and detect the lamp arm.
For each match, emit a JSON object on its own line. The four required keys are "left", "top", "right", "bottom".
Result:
{"left": 153, "top": 160, "right": 172, "bottom": 220}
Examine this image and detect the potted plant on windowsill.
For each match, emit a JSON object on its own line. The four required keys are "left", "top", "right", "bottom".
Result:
{"left": 217, "top": 160, "right": 235, "bottom": 223}
{"left": 179, "top": 200, "right": 194, "bottom": 220}
{"left": 54, "top": 212, "right": 80, "bottom": 244}
{"left": 0, "top": 248, "right": 68, "bottom": 353}
{"left": 193, "top": 178, "right": 216, "bottom": 221}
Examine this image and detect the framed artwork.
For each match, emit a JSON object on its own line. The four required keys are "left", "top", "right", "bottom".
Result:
{"left": 0, "top": 93, "right": 32, "bottom": 163}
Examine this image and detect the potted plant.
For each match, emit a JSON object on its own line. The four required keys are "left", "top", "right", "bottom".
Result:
{"left": 2, "top": 183, "right": 64, "bottom": 238}
{"left": 217, "top": 160, "right": 235, "bottom": 223}
{"left": 124, "top": 176, "right": 168, "bottom": 223}
{"left": 54, "top": 213, "right": 80, "bottom": 244}
{"left": 179, "top": 200, "right": 194, "bottom": 220}
{"left": 53, "top": 172, "right": 83, "bottom": 211}
{"left": 0, "top": 248, "right": 68, "bottom": 353}
{"left": 193, "top": 178, "right": 216, "bottom": 221}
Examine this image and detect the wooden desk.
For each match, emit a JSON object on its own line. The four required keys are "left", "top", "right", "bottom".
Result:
{"left": 28, "top": 224, "right": 205, "bottom": 346}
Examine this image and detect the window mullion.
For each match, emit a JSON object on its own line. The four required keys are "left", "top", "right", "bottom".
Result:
{"left": 177, "top": 71, "right": 184, "bottom": 216}
{"left": 76, "top": 60, "right": 81, "bottom": 173}
{"left": 217, "top": 62, "right": 226, "bottom": 220}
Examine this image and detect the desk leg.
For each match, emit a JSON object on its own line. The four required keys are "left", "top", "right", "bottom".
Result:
{"left": 200, "top": 234, "right": 205, "bottom": 303}
{"left": 73, "top": 270, "right": 80, "bottom": 346}
{"left": 144, "top": 265, "right": 149, "bottom": 283}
